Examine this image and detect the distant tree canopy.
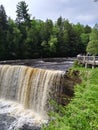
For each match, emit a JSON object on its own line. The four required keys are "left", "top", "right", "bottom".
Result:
{"left": 86, "top": 24, "right": 98, "bottom": 55}
{"left": 0, "top": 1, "right": 96, "bottom": 60}
{"left": 86, "top": 40, "right": 98, "bottom": 55}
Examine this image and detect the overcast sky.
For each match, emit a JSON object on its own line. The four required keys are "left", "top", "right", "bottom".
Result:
{"left": 0, "top": 0, "right": 98, "bottom": 27}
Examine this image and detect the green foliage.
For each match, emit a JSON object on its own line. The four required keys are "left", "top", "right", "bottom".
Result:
{"left": 0, "top": 5, "right": 8, "bottom": 30}
{"left": 7, "top": 18, "right": 22, "bottom": 59}
{"left": 48, "top": 36, "right": 57, "bottom": 54}
{"left": 80, "top": 33, "right": 89, "bottom": 51}
{"left": 84, "top": 25, "right": 91, "bottom": 33}
{"left": 73, "top": 60, "right": 83, "bottom": 67}
{"left": 16, "top": 1, "right": 30, "bottom": 24}
{"left": 90, "top": 25, "right": 98, "bottom": 41}
{"left": 73, "top": 23, "right": 84, "bottom": 35}
{"left": 0, "top": 5, "right": 9, "bottom": 59}
{"left": 86, "top": 40, "right": 98, "bottom": 55}
{"left": 0, "top": 2, "right": 95, "bottom": 60}
{"left": 42, "top": 68, "right": 98, "bottom": 130}
{"left": 86, "top": 24, "right": 98, "bottom": 55}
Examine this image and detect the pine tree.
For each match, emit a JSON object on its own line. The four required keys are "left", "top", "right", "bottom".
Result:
{"left": 0, "top": 5, "right": 8, "bottom": 30}
{"left": 0, "top": 5, "right": 9, "bottom": 59}
{"left": 16, "top": 1, "right": 30, "bottom": 24}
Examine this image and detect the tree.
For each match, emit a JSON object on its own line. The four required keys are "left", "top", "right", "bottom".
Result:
{"left": 6, "top": 18, "right": 22, "bottom": 59}
{"left": 90, "top": 24, "right": 98, "bottom": 41}
{"left": 57, "top": 16, "right": 64, "bottom": 30}
{"left": 80, "top": 33, "right": 89, "bottom": 54}
{"left": 86, "top": 40, "right": 98, "bottom": 55}
{"left": 40, "top": 19, "right": 53, "bottom": 42}
{"left": 86, "top": 24, "right": 98, "bottom": 55}
{"left": 73, "top": 23, "right": 84, "bottom": 35}
{"left": 84, "top": 25, "right": 91, "bottom": 34}
{"left": 56, "top": 17, "right": 67, "bottom": 57}
{"left": 0, "top": 5, "right": 8, "bottom": 30}
{"left": 0, "top": 3, "right": 93, "bottom": 59}
{"left": 63, "top": 20, "right": 82, "bottom": 56}
{"left": 48, "top": 36, "right": 57, "bottom": 55}
{"left": 0, "top": 5, "right": 8, "bottom": 59}
{"left": 25, "top": 26, "right": 39, "bottom": 58}
{"left": 16, "top": 1, "right": 30, "bottom": 24}
{"left": 41, "top": 40, "right": 50, "bottom": 57}
{"left": 15, "top": 1, "right": 32, "bottom": 58}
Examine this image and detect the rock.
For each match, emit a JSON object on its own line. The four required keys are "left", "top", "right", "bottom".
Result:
{"left": 59, "top": 69, "right": 82, "bottom": 105}
{"left": 19, "top": 124, "right": 41, "bottom": 130}
{"left": 0, "top": 114, "right": 16, "bottom": 130}
{"left": 0, "top": 114, "right": 41, "bottom": 130}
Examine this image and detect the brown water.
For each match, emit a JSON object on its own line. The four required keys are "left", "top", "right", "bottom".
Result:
{"left": 0, "top": 65, "right": 65, "bottom": 118}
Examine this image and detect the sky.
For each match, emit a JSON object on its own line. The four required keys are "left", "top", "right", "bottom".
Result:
{"left": 0, "top": 0, "right": 98, "bottom": 27}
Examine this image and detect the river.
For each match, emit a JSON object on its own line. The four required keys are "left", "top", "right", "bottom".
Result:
{"left": 0, "top": 58, "right": 74, "bottom": 71}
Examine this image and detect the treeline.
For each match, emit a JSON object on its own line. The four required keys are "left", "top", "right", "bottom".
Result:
{"left": 0, "top": 1, "right": 92, "bottom": 60}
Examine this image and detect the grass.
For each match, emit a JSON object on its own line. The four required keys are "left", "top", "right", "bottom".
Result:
{"left": 42, "top": 67, "right": 98, "bottom": 130}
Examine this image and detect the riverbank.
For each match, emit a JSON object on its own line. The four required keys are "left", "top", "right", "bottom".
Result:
{"left": 42, "top": 67, "right": 98, "bottom": 130}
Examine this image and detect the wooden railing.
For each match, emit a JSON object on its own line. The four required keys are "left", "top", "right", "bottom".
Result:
{"left": 77, "top": 55, "right": 98, "bottom": 68}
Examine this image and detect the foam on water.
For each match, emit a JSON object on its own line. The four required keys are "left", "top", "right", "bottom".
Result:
{"left": 0, "top": 99, "right": 48, "bottom": 129}
{"left": 0, "top": 99, "right": 47, "bottom": 122}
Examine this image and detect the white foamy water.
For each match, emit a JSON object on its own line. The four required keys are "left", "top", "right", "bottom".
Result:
{"left": 0, "top": 99, "right": 47, "bottom": 130}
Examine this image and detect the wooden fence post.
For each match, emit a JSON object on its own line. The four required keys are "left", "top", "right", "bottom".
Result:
{"left": 83, "top": 56, "right": 85, "bottom": 63}
{"left": 92, "top": 56, "right": 95, "bottom": 69}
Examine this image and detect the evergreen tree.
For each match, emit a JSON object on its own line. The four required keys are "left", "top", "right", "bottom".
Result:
{"left": 16, "top": 1, "right": 31, "bottom": 58}
{"left": 0, "top": 5, "right": 8, "bottom": 59}
{"left": 7, "top": 18, "right": 22, "bottom": 59}
{"left": 0, "top": 5, "right": 8, "bottom": 30}
{"left": 84, "top": 25, "right": 91, "bottom": 33}
{"left": 16, "top": 1, "right": 30, "bottom": 24}
{"left": 0, "top": 3, "right": 92, "bottom": 59}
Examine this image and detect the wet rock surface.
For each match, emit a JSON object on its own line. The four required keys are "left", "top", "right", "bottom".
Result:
{"left": 0, "top": 100, "right": 42, "bottom": 130}
{"left": 58, "top": 69, "right": 82, "bottom": 105}
{"left": 0, "top": 114, "right": 16, "bottom": 130}
{"left": 0, "top": 114, "right": 41, "bottom": 130}
{"left": 19, "top": 124, "right": 41, "bottom": 130}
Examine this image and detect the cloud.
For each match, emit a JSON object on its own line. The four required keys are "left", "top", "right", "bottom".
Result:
{"left": 0, "top": 0, "right": 98, "bottom": 26}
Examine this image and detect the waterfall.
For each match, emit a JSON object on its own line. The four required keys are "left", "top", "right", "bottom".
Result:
{"left": 0, "top": 65, "right": 65, "bottom": 118}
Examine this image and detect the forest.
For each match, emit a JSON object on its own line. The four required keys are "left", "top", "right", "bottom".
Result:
{"left": 0, "top": 1, "right": 98, "bottom": 60}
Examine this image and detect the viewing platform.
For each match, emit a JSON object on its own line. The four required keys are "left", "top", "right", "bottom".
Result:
{"left": 77, "top": 55, "right": 98, "bottom": 68}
